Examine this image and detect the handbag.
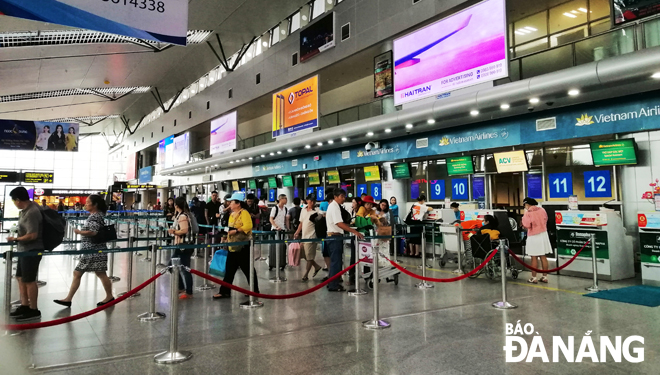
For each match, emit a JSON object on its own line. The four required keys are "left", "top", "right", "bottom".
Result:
{"left": 209, "top": 249, "right": 229, "bottom": 278}
{"left": 91, "top": 214, "right": 117, "bottom": 245}
{"left": 376, "top": 225, "right": 392, "bottom": 237}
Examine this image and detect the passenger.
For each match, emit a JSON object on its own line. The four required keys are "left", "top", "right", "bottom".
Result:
{"left": 154, "top": 200, "right": 161, "bottom": 210}
{"left": 294, "top": 194, "right": 323, "bottom": 281}
{"left": 319, "top": 193, "right": 332, "bottom": 212}
{"left": 57, "top": 200, "right": 66, "bottom": 212}
{"left": 245, "top": 193, "right": 261, "bottom": 228}
{"left": 450, "top": 202, "right": 461, "bottom": 222}
{"left": 164, "top": 197, "right": 176, "bottom": 222}
{"left": 213, "top": 192, "right": 260, "bottom": 299}
{"left": 319, "top": 194, "right": 334, "bottom": 274}
{"left": 54, "top": 195, "right": 115, "bottom": 307}
{"left": 147, "top": 201, "right": 154, "bottom": 211}
{"left": 480, "top": 214, "right": 500, "bottom": 240}
{"left": 522, "top": 197, "right": 552, "bottom": 284}
{"left": 389, "top": 196, "right": 399, "bottom": 223}
{"left": 408, "top": 194, "right": 432, "bottom": 257}
{"left": 167, "top": 197, "right": 194, "bottom": 299}
{"left": 326, "top": 188, "right": 363, "bottom": 292}
{"left": 190, "top": 197, "right": 206, "bottom": 235}
{"left": 372, "top": 199, "right": 392, "bottom": 258}
{"left": 289, "top": 197, "right": 302, "bottom": 231}
{"left": 219, "top": 193, "right": 233, "bottom": 228}
{"left": 350, "top": 196, "right": 363, "bottom": 217}
{"left": 205, "top": 191, "right": 222, "bottom": 229}
{"left": 41, "top": 199, "right": 47, "bottom": 208}
{"left": 269, "top": 194, "right": 289, "bottom": 232}
{"left": 8, "top": 187, "right": 44, "bottom": 321}
{"left": 358, "top": 195, "right": 376, "bottom": 217}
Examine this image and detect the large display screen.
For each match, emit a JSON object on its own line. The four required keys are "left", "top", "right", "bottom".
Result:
{"left": 364, "top": 166, "right": 381, "bottom": 182}
{"left": 493, "top": 150, "right": 529, "bottom": 173}
{"left": 172, "top": 133, "right": 190, "bottom": 166}
{"left": 0, "top": 120, "right": 79, "bottom": 151}
{"left": 590, "top": 139, "right": 638, "bottom": 166}
{"left": 0, "top": 171, "right": 19, "bottom": 183}
{"left": 614, "top": 0, "right": 660, "bottom": 25}
{"left": 272, "top": 76, "right": 319, "bottom": 139}
{"left": 282, "top": 175, "right": 294, "bottom": 187}
{"left": 308, "top": 172, "right": 321, "bottom": 186}
{"left": 327, "top": 170, "right": 341, "bottom": 184}
{"left": 393, "top": 0, "right": 507, "bottom": 106}
{"left": 391, "top": 163, "right": 411, "bottom": 179}
{"left": 268, "top": 177, "right": 278, "bottom": 188}
{"left": 158, "top": 135, "right": 175, "bottom": 169}
{"left": 300, "top": 12, "right": 335, "bottom": 62}
{"left": 447, "top": 156, "right": 474, "bottom": 175}
{"left": 210, "top": 111, "right": 237, "bottom": 155}
{"left": 3, "top": 185, "right": 34, "bottom": 219}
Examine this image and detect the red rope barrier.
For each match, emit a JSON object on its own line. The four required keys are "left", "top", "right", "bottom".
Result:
{"left": 4, "top": 272, "right": 163, "bottom": 331}
{"left": 190, "top": 259, "right": 367, "bottom": 299}
{"left": 507, "top": 239, "right": 590, "bottom": 274}
{"left": 384, "top": 249, "right": 499, "bottom": 282}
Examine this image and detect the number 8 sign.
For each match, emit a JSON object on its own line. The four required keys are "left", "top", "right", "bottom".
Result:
{"left": 371, "top": 183, "right": 381, "bottom": 201}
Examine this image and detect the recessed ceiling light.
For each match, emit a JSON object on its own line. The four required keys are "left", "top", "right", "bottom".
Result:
{"left": 235, "top": 159, "right": 240, "bottom": 162}
{"left": 328, "top": 140, "right": 334, "bottom": 144}
{"left": 470, "top": 110, "right": 479, "bottom": 116}
{"left": 261, "top": 154, "right": 266, "bottom": 157}
{"left": 563, "top": 12, "right": 577, "bottom": 18}
{"left": 241, "top": 158, "right": 246, "bottom": 161}
{"left": 248, "top": 157, "right": 252, "bottom": 160}
{"left": 385, "top": 128, "right": 392, "bottom": 133}
{"left": 405, "top": 123, "right": 413, "bottom": 129}
{"left": 524, "top": 26, "right": 537, "bottom": 31}
{"left": 529, "top": 97, "right": 540, "bottom": 104}
{"left": 305, "top": 145, "right": 311, "bottom": 149}
{"left": 269, "top": 152, "right": 275, "bottom": 156}
{"left": 652, "top": 72, "right": 660, "bottom": 79}
{"left": 427, "top": 119, "right": 435, "bottom": 124}
{"left": 317, "top": 142, "right": 323, "bottom": 146}
{"left": 276, "top": 151, "right": 281, "bottom": 154}
{"left": 500, "top": 104, "right": 510, "bottom": 110}
{"left": 230, "top": 161, "right": 234, "bottom": 164}
{"left": 578, "top": 7, "right": 588, "bottom": 13}
{"left": 341, "top": 137, "right": 348, "bottom": 141}
{"left": 287, "top": 148, "right": 293, "bottom": 152}
{"left": 301, "top": 15, "right": 307, "bottom": 21}
{"left": 568, "top": 89, "right": 580, "bottom": 96}
{"left": 367, "top": 132, "right": 374, "bottom": 136}
{"left": 262, "top": 41, "right": 268, "bottom": 47}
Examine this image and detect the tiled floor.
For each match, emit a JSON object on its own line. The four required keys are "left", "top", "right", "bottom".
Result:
{"left": 1, "top": 235, "right": 658, "bottom": 374}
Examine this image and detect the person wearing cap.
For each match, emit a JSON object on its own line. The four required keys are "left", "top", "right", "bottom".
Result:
{"left": 294, "top": 194, "right": 323, "bottom": 281}
{"left": 522, "top": 197, "right": 552, "bottom": 284}
{"left": 357, "top": 195, "right": 376, "bottom": 218}
{"left": 213, "top": 192, "right": 260, "bottom": 299}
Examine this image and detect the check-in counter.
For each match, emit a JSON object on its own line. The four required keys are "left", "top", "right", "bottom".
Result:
{"left": 556, "top": 210, "right": 634, "bottom": 281}
{"left": 638, "top": 212, "right": 660, "bottom": 286}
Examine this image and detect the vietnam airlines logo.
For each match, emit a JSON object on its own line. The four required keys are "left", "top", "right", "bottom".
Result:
{"left": 576, "top": 114, "right": 594, "bottom": 126}
{"left": 439, "top": 136, "right": 450, "bottom": 146}
{"left": 357, "top": 151, "right": 364, "bottom": 157}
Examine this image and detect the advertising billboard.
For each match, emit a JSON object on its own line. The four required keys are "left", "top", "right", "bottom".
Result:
{"left": 393, "top": 0, "right": 507, "bottom": 105}
{"left": 614, "top": 0, "right": 660, "bottom": 25}
{"left": 210, "top": 111, "right": 237, "bottom": 155}
{"left": 0, "top": 0, "right": 188, "bottom": 45}
{"left": 300, "top": 12, "right": 335, "bottom": 62}
{"left": 493, "top": 150, "right": 529, "bottom": 173}
{"left": 272, "top": 76, "right": 319, "bottom": 139}
{"left": 172, "top": 133, "right": 190, "bottom": 166}
{"left": 158, "top": 135, "right": 174, "bottom": 168}
{"left": 0, "top": 120, "right": 79, "bottom": 151}
{"left": 138, "top": 166, "right": 153, "bottom": 184}
{"left": 126, "top": 152, "right": 137, "bottom": 181}
{"left": 374, "top": 51, "right": 393, "bottom": 98}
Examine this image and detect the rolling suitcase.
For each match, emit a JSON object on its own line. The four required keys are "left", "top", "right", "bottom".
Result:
{"left": 268, "top": 232, "right": 287, "bottom": 270}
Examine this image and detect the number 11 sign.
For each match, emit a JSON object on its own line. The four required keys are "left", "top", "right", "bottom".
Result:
{"left": 548, "top": 172, "right": 573, "bottom": 198}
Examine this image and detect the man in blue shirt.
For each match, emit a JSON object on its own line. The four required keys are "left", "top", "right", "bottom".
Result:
{"left": 451, "top": 202, "right": 461, "bottom": 221}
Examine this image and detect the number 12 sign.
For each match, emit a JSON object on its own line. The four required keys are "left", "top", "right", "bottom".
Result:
{"left": 548, "top": 172, "right": 573, "bottom": 198}
{"left": 583, "top": 170, "right": 612, "bottom": 198}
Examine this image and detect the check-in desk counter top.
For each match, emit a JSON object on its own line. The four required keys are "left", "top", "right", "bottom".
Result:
{"left": 556, "top": 210, "right": 634, "bottom": 281}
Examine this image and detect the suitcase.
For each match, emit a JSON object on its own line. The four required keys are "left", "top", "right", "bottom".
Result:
{"left": 268, "top": 234, "right": 287, "bottom": 270}
{"left": 288, "top": 242, "right": 301, "bottom": 267}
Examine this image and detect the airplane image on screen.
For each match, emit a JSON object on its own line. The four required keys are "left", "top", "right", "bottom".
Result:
{"left": 211, "top": 118, "right": 229, "bottom": 135}
{"left": 395, "top": 15, "right": 472, "bottom": 69}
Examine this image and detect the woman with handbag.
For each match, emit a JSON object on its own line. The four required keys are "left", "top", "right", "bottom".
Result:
{"left": 213, "top": 192, "right": 260, "bottom": 299}
{"left": 54, "top": 195, "right": 114, "bottom": 307}
{"left": 294, "top": 194, "right": 323, "bottom": 281}
{"left": 167, "top": 197, "right": 194, "bottom": 299}
{"left": 371, "top": 200, "right": 392, "bottom": 265}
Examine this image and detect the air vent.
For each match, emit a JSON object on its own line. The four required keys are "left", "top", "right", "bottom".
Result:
{"left": 416, "top": 138, "right": 429, "bottom": 148}
{"left": 45, "top": 115, "right": 119, "bottom": 123}
{"left": 536, "top": 117, "right": 557, "bottom": 131}
{"left": 0, "top": 86, "right": 150, "bottom": 103}
{"left": 341, "top": 23, "right": 350, "bottom": 41}
{"left": 292, "top": 159, "right": 298, "bottom": 167}
{"left": 292, "top": 52, "right": 298, "bottom": 66}
{"left": 342, "top": 151, "right": 350, "bottom": 159}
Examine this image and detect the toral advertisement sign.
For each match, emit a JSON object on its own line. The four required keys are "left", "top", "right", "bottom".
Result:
{"left": 0, "top": 120, "right": 78, "bottom": 151}
{"left": 272, "top": 76, "right": 319, "bottom": 139}
{"left": 0, "top": 0, "right": 188, "bottom": 45}
{"left": 210, "top": 112, "right": 237, "bottom": 155}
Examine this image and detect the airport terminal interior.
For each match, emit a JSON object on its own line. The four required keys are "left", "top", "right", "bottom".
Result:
{"left": 1, "top": 0, "right": 660, "bottom": 373}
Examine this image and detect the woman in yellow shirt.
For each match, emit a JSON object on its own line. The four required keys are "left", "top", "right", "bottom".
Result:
{"left": 65, "top": 126, "right": 78, "bottom": 151}
{"left": 213, "top": 192, "right": 260, "bottom": 299}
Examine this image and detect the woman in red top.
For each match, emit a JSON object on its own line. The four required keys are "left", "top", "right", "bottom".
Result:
{"left": 521, "top": 197, "right": 552, "bottom": 284}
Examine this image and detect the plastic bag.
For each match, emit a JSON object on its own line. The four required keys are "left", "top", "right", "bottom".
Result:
{"left": 209, "top": 249, "right": 228, "bottom": 278}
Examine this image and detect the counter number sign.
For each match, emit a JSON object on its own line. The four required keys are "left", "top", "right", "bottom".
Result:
{"left": 583, "top": 170, "right": 612, "bottom": 198}
{"left": 371, "top": 183, "right": 381, "bottom": 201}
{"left": 317, "top": 186, "right": 325, "bottom": 201}
{"left": 357, "top": 184, "right": 367, "bottom": 196}
{"left": 451, "top": 178, "right": 468, "bottom": 200}
{"left": 306, "top": 187, "right": 315, "bottom": 198}
{"left": 430, "top": 180, "right": 445, "bottom": 200}
{"left": 549, "top": 172, "right": 573, "bottom": 198}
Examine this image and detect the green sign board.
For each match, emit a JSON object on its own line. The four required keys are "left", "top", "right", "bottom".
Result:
{"left": 590, "top": 139, "right": 637, "bottom": 166}
{"left": 556, "top": 229, "right": 609, "bottom": 259}
{"left": 327, "top": 170, "right": 340, "bottom": 184}
{"left": 391, "top": 163, "right": 411, "bottom": 179}
{"left": 282, "top": 175, "right": 293, "bottom": 187}
{"left": 248, "top": 180, "right": 257, "bottom": 189}
{"left": 308, "top": 172, "right": 320, "bottom": 186}
{"left": 640, "top": 232, "right": 660, "bottom": 264}
{"left": 447, "top": 156, "right": 474, "bottom": 176}
{"left": 268, "top": 177, "right": 278, "bottom": 188}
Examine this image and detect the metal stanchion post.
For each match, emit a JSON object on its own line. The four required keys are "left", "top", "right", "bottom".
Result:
{"left": 154, "top": 258, "right": 192, "bottom": 364}
{"left": 492, "top": 239, "right": 517, "bottom": 309}
{"left": 118, "top": 237, "right": 140, "bottom": 298}
{"left": 2, "top": 250, "right": 20, "bottom": 336}
{"left": 270, "top": 231, "right": 286, "bottom": 282}
{"left": 138, "top": 244, "right": 166, "bottom": 321}
{"left": 416, "top": 226, "right": 434, "bottom": 289}
{"left": 134, "top": 218, "right": 143, "bottom": 256}
{"left": 348, "top": 236, "right": 367, "bottom": 296}
{"left": 241, "top": 239, "right": 264, "bottom": 309}
{"left": 431, "top": 224, "right": 436, "bottom": 264}
{"left": 157, "top": 228, "right": 167, "bottom": 268}
{"left": 586, "top": 233, "right": 606, "bottom": 292}
{"left": 108, "top": 240, "right": 120, "bottom": 282}
{"left": 362, "top": 241, "right": 390, "bottom": 330}
{"left": 196, "top": 229, "right": 215, "bottom": 291}
{"left": 259, "top": 231, "right": 267, "bottom": 261}
{"left": 454, "top": 226, "right": 464, "bottom": 275}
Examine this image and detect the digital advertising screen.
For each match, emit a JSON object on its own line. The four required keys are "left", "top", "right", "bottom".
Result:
{"left": 393, "top": 0, "right": 507, "bottom": 105}
{"left": 614, "top": 0, "right": 660, "bottom": 25}
{"left": 3, "top": 185, "right": 34, "bottom": 220}
{"left": 447, "top": 156, "right": 475, "bottom": 176}
{"left": 364, "top": 166, "right": 381, "bottom": 182}
{"left": 126, "top": 153, "right": 137, "bottom": 181}
{"left": 248, "top": 180, "right": 257, "bottom": 190}
{"left": 172, "top": 133, "right": 190, "bottom": 166}
{"left": 391, "top": 163, "right": 411, "bottom": 179}
{"left": 282, "top": 175, "right": 294, "bottom": 187}
{"left": 374, "top": 51, "right": 393, "bottom": 98}
{"left": 210, "top": 111, "right": 237, "bottom": 155}
{"left": 591, "top": 139, "right": 638, "bottom": 166}
{"left": 493, "top": 150, "right": 529, "bottom": 173}
{"left": 272, "top": 76, "right": 319, "bottom": 139}
{"left": 0, "top": 120, "right": 79, "bottom": 151}
{"left": 158, "top": 135, "right": 175, "bottom": 169}
{"left": 327, "top": 170, "right": 341, "bottom": 184}
{"left": 268, "top": 177, "right": 278, "bottom": 189}
{"left": 308, "top": 172, "right": 321, "bottom": 186}
{"left": 300, "top": 12, "right": 335, "bottom": 62}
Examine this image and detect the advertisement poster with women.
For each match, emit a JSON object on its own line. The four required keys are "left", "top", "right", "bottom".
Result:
{"left": 0, "top": 120, "right": 79, "bottom": 151}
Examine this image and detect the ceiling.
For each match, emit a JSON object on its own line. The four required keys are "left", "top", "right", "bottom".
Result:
{"left": 0, "top": 0, "right": 309, "bottom": 132}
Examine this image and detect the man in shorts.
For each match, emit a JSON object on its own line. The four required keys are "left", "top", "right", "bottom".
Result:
{"left": 7, "top": 186, "right": 44, "bottom": 321}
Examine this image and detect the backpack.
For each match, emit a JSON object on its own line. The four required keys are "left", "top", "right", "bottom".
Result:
{"left": 40, "top": 206, "right": 65, "bottom": 251}
{"left": 272, "top": 205, "right": 288, "bottom": 220}
{"left": 289, "top": 206, "right": 301, "bottom": 229}
{"left": 176, "top": 213, "right": 199, "bottom": 236}
{"left": 310, "top": 212, "right": 327, "bottom": 239}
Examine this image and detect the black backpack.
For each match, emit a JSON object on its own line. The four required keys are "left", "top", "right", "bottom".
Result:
{"left": 40, "top": 206, "right": 66, "bottom": 251}
{"left": 310, "top": 212, "right": 327, "bottom": 239}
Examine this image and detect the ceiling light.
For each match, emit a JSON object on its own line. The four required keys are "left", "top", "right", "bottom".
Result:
{"left": 305, "top": 145, "right": 311, "bottom": 149}
{"left": 327, "top": 0, "right": 333, "bottom": 4}
{"left": 317, "top": 142, "right": 323, "bottom": 146}
{"left": 261, "top": 154, "right": 266, "bottom": 157}
{"left": 571, "top": 10, "right": 579, "bottom": 14}
{"left": 563, "top": 12, "right": 577, "bottom": 18}
{"left": 301, "top": 15, "right": 308, "bottom": 21}
{"left": 270, "top": 152, "right": 275, "bottom": 156}
{"left": 470, "top": 110, "right": 479, "bottom": 116}
{"left": 327, "top": 140, "right": 334, "bottom": 144}
{"left": 524, "top": 26, "right": 537, "bottom": 31}
{"left": 568, "top": 89, "right": 580, "bottom": 96}
{"left": 514, "top": 31, "right": 524, "bottom": 35}
{"left": 235, "top": 159, "right": 240, "bottom": 162}
{"left": 287, "top": 148, "right": 293, "bottom": 152}
{"left": 529, "top": 97, "right": 540, "bottom": 104}
{"left": 517, "top": 29, "right": 530, "bottom": 34}
{"left": 385, "top": 128, "right": 392, "bottom": 133}
{"left": 191, "top": 89, "right": 196, "bottom": 94}
{"left": 367, "top": 131, "right": 374, "bottom": 136}
{"left": 230, "top": 161, "right": 234, "bottom": 164}
{"left": 241, "top": 158, "right": 246, "bottom": 161}
{"left": 248, "top": 157, "right": 252, "bottom": 160}
{"left": 427, "top": 119, "right": 436, "bottom": 124}
{"left": 405, "top": 123, "right": 413, "bottom": 129}
{"left": 341, "top": 137, "right": 348, "bottom": 141}
{"left": 246, "top": 53, "right": 252, "bottom": 58}
{"left": 652, "top": 72, "right": 660, "bottom": 79}
{"left": 262, "top": 41, "right": 268, "bottom": 47}
{"left": 281, "top": 29, "right": 286, "bottom": 35}
{"left": 500, "top": 104, "right": 510, "bottom": 110}
{"left": 578, "top": 7, "right": 588, "bottom": 13}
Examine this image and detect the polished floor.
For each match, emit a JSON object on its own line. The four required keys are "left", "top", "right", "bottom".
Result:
{"left": 0, "top": 234, "right": 658, "bottom": 375}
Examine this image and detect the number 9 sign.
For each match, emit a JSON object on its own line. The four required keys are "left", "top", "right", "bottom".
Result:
{"left": 430, "top": 180, "right": 445, "bottom": 200}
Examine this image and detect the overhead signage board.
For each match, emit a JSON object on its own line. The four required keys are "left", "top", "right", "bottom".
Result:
{"left": 0, "top": 0, "right": 189, "bottom": 45}
{"left": 0, "top": 120, "right": 78, "bottom": 151}
{"left": 447, "top": 156, "right": 474, "bottom": 175}
{"left": 282, "top": 175, "right": 294, "bottom": 187}
{"left": 23, "top": 172, "right": 54, "bottom": 184}
{"left": 248, "top": 180, "right": 257, "bottom": 190}
{"left": 590, "top": 139, "right": 638, "bottom": 166}
{"left": 493, "top": 150, "right": 528, "bottom": 173}
{"left": 268, "top": 177, "right": 278, "bottom": 188}
{"left": 209, "top": 111, "right": 237, "bottom": 155}
{"left": 308, "top": 172, "right": 321, "bottom": 186}
{"left": 364, "top": 166, "right": 381, "bottom": 182}
{"left": 393, "top": 0, "right": 507, "bottom": 106}
{"left": 126, "top": 184, "right": 155, "bottom": 189}
{"left": 138, "top": 166, "right": 153, "bottom": 184}
{"left": 327, "top": 170, "right": 341, "bottom": 184}
{"left": 0, "top": 171, "right": 19, "bottom": 183}
{"left": 35, "top": 189, "right": 105, "bottom": 196}
{"left": 272, "top": 76, "right": 319, "bottom": 139}
{"left": 391, "top": 163, "right": 411, "bottom": 179}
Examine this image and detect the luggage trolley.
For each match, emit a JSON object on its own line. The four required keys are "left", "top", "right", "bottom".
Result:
{"left": 358, "top": 231, "right": 400, "bottom": 289}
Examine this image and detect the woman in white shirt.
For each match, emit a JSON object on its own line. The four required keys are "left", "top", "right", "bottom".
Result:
{"left": 36, "top": 125, "right": 50, "bottom": 151}
{"left": 294, "top": 194, "right": 323, "bottom": 281}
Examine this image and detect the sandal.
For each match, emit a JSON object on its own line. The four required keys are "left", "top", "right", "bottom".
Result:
{"left": 302, "top": 277, "right": 309, "bottom": 281}
{"left": 527, "top": 277, "right": 538, "bottom": 284}
{"left": 212, "top": 294, "right": 230, "bottom": 299}
{"left": 313, "top": 266, "right": 322, "bottom": 278}
{"left": 539, "top": 276, "right": 549, "bottom": 283}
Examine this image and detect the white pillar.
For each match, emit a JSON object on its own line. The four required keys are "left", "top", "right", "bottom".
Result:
{"left": 382, "top": 163, "right": 406, "bottom": 222}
